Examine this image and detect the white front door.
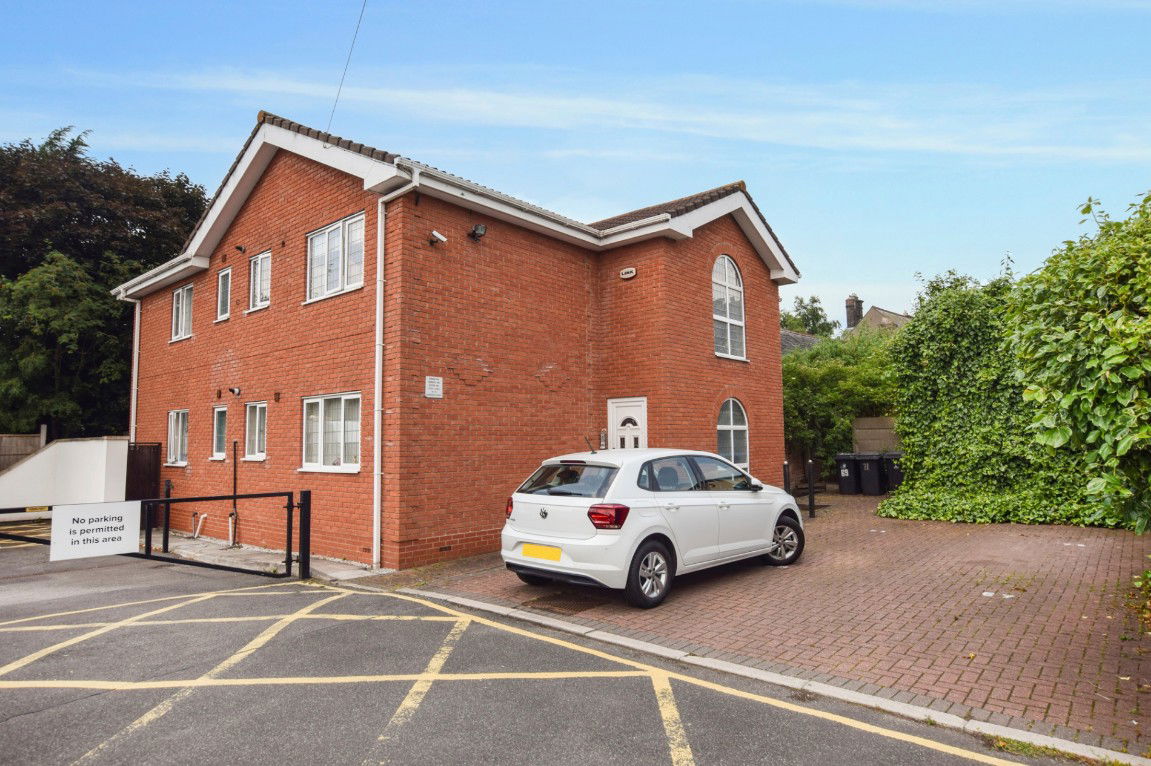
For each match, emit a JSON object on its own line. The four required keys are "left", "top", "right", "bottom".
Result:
{"left": 607, "top": 397, "right": 648, "bottom": 450}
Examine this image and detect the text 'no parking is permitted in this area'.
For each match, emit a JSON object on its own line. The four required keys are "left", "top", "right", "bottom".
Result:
{"left": 48, "top": 500, "right": 140, "bottom": 561}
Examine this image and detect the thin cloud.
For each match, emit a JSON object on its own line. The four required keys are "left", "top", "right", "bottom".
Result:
{"left": 68, "top": 67, "right": 1151, "bottom": 163}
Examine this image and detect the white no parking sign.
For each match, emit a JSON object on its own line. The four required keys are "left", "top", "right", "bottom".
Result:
{"left": 49, "top": 501, "right": 141, "bottom": 561}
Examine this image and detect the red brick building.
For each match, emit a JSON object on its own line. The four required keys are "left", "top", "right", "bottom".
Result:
{"left": 113, "top": 112, "right": 800, "bottom": 569}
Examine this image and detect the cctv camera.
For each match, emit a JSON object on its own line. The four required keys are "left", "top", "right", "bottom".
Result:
{"left": 429, "top": 230, "right": 448, "bottom": 244}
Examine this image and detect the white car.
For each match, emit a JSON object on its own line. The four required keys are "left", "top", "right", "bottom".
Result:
{"left": 501, "top": 448, "right": 804, "bottom": 608}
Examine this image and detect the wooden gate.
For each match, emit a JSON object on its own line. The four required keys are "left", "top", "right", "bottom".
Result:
{"left": 125, "top": 442, "right": 161, "bottom": 502}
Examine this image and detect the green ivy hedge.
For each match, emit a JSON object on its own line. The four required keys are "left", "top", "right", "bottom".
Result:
{"left": 877, "top": 273, "right": 1117, "bottom": 528}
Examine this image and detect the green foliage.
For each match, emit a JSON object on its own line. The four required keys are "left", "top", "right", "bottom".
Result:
{"left": 780, "top": 295, "right": 841, "bottom": 337}
{"left": 0, "top": 128, "right": 207, "bottom": 436}
{"left": 1008, "top": 193, "right": 1151, "bottom": 533}
{"left": 782, "top": 328, "right": 895, "bottom": 473}
{"left": 877, "top": 272, "right": 1109, "bottom": 528}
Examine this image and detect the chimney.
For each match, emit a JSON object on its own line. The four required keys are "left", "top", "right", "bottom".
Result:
{"left": 846, "top": 294, "right": 863, "bottom": 329}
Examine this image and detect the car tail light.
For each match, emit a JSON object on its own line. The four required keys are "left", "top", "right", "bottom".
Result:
{"left": 506, "top": 496, "right": 514, "bottom": 519}
{"left": 587, "top": 503, "right": 629, "bottom": 530}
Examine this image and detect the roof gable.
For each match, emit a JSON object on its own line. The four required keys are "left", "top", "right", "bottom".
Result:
{"left": 114, "top": 112, "right": 799, "bottom": 299}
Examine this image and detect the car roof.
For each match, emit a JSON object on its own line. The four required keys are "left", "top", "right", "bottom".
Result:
{"left": 542, "top": 448, "right": 717, "bottom": 468}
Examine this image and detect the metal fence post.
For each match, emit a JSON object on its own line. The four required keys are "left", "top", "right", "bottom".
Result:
{"left": 782, "top": 461, "right": 791, "bottom": 495}
{"left": 162, "top": 479, "right": 172, "bottom": 553}
{"left": 284, "top": 493, "right": 294, "bottom": 578}
{"left": 143, "top": 502, "right": 154, "bottom": 557}
{"left": 298, "top": 490, "right": 311, "bottom": 580}
{"left": 806, "top": 459, "right": 816, "bottom": 519}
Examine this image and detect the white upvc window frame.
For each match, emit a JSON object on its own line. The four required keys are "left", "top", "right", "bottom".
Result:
{"left": 717, "top": 398, "right": 750, "bottom": 471}
{"left": 248, "top": 251, "right": 271, "bottom": 311}
{"left": 305, "top": 212, "right": 365, "bottom": 302}
{"left": 244, "top": 401, "right": 267, "bottom": 461}
{"left": 300, "top": 392, "right": 361, "bottom": 473}
{"left": 211, "top": 405, "right": 228, "bottom": 460}
{"left": 216, "top": 268, "right": 231, "bottom": 321}
{"left": 712, "top": 255, "right": 747, "bottom": 361}
{"left": 171, "top": 284, "right": 193, "bottom": 341}
{"left": 166, "top": 409, "right": 189, "bottom": 466}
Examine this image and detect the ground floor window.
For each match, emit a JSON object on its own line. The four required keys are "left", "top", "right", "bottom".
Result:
{"left": 303, "top": 392, "right": 360, "bottom": 470}
{"left": 212, "top": 406, "right": 227, "bottom": 459}
{"left": 717, "top": 398, "right": 749, "bottom": 469}
{"left": 245, "top": 402, "right": 267, "bottom": 459}
{"left": 167, "top": 409, "right": 189, "bottom": 465}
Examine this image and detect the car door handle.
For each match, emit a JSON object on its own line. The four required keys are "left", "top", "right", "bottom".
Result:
{"left": 717, "top": 502, "right": 730, "bottom": 510}
{"left": 664, "top": 503, "right": 679, "bottom": 512}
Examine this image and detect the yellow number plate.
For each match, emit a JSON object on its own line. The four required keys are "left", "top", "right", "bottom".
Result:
{"left": 522, "top": 543, "right": 561, "bottom": 561}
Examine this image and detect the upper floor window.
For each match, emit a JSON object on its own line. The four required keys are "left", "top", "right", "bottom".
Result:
{"left": 307, "top": 213, "right": 364, "bottom": 301}
{"left": 171, "top": 284, "right": 193, "bottom": 341}
{"left": 216, "top": 269, "right": 231, "bottom": 321}
{"left": 249, "top": 251, "right": 271, "bottom": 310}
{"left": 712, "top": 255, "right": 745, "bottom": 359}
{"left": 717, "top": 398, "right": 749, "bottom": 469}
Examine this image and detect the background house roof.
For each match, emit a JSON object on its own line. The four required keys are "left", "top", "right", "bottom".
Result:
{"left": 781, "top": 328, "right": 823, "bottom": 354}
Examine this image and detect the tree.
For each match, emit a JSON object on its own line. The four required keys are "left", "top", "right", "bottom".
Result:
{"left": 1009, "top": 193, "right": 1151, "bottom": 532}
{"left": 0, "top": 128, "right": 207, "bottom": 436}
{"left": 782, "top": 327, "right": 895, "bottom": 473}
{"left": 878, "top": 272, "right": 1099, "bottom": 527}
{"left": 780, "top": 295, "right": 840, "bottom": 337}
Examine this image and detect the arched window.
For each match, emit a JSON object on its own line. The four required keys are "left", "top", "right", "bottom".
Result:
{"left": 712, "top": 255, "right": 745, "bottom": 358}
{"left": 717, "top": 398, "right": 749, "bottom": 469}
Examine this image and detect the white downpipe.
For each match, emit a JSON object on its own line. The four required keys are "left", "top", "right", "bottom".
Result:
{"left": 193, "top": 513, "right": 208, "bottom": 539}
{"left": 128, "top": 298, "right": 141, "bottom": 441}
{"left": 371, "top": 167, "right": 419, "bottom": 570}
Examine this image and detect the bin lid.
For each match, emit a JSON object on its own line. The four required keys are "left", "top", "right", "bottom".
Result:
{"left": 834, "top": 453, "right": 856, "bottom": 460}
{"left": 855, "top": 452, "right": 882, "bottom": 459}
{"left": 882, "top": 452, "right": 904, "bottom": 458}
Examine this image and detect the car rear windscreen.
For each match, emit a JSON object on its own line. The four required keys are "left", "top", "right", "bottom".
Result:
{"left": 517, "top": 464, "right": 618, "bottom": 498}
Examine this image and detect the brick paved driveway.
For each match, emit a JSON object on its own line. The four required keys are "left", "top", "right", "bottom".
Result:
{"left": 366, "top": 494, "right": 1151, "bottom": 754}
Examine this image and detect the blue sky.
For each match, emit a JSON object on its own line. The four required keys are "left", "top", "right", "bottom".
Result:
{"left": 3, "top": 0, "right": 1149, "bottom": 320}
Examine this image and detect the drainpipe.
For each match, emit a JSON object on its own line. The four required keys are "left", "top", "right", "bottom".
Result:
{"left": 371, "top": 166, "right": 419, "bottom": 570}
{"left": 127, "top": 297, "right": 141, "bottom": 441}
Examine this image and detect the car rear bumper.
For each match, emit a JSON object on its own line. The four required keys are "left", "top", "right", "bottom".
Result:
{"left": 500, "top": 526, "right": 630, "bottom": 589}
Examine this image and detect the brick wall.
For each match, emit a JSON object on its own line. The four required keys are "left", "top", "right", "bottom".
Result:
{"left": 135, "top": 150, "right": 379, "bottom": 563}
{"left": 135, "top": 149, "right": 788, "bottom": 569}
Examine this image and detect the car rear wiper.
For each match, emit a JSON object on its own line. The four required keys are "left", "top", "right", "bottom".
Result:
{"left": 546, "top": 489, "right": 580, "bottom": 496}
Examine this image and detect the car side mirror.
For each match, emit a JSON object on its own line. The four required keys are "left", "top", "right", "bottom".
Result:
{"left": 750, "top": 483, "right": 763, "bottom": 492}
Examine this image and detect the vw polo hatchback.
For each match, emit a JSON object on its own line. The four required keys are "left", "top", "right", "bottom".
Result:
{"left": 501, "top": 448, "right": 804, "bottom": 607}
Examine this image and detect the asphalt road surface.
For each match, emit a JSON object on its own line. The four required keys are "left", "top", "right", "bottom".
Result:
{"left": 0, "top": 527, "right": 1068, "bottom": 766}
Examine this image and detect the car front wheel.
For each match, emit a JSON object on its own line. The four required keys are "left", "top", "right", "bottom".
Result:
{"left": 762, "top": 516, "right": 804, "bottom": 566}
{"left": 624, "top": 540, "right": 673, "bottom": 608}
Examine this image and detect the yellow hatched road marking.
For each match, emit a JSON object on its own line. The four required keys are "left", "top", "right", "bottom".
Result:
{"left": 72, "top": 592, "right": 349, "bottom": 765}
{"left": 651, "top": 672, "right": 695, "bottom": 766}
{"left": 384, "top": 591, "right": 1019, "bottom": 766}
{"left": 0, "top": 613, "right": 458, "bottom": 633}
{"left": 0, "top": 594, "right": 217, "bottom": 678}
{"left": 0, "top": 580, "right": 302, "bottom": 628}
{"left": 0, "top": 669, "right": 649, "bottom": 690}
{"left": 361, "top": 617, "right": 471, "bottom": 766}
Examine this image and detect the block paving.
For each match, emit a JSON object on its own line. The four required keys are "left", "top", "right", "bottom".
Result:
{"left": 366, "top": 493, "right": 1151, "bottom": 754}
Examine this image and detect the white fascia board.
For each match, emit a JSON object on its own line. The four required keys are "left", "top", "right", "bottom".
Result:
{"left": 415, "top": 174, "right": 602, "bottom": 249}
{"left": 600, "top": 193, "right": 799, "bottom": 284}
{"left": 114, "top": 124, "right": 405, "bottom": 300}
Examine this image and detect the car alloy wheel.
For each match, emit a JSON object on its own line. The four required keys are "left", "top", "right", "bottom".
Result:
{"left": 638, "top": 550, "right": 668, "bottom": 598}
{"left": 763, "top": 516, "right": 804, "bottom": 566}
{"left": 625, "top": 539, "right": 674, "bottom": 608}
